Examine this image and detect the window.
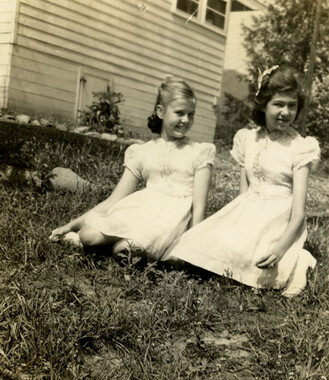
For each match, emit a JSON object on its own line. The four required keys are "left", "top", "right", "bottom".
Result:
{"left": 205, "top": 0, "right": 227, "bottom": 29}
{"left": 176, "top": 0, "right": 199, "bottom": 16}
{"left": 231, "top": 0, "right": 251, "bottom": 11}
{"left": 175, "top": 0, "right": 228, "bottom": 31}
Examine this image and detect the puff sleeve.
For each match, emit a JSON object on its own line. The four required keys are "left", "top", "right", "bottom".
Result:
{"left": 194, "top": 143, "right": 216, "bottom": 172}
{"left": 292, "top": 136, "right": 321, "bottom": 172}
{"left": 230, "top": 128, "right": 249, "bottom": 166}
{"left": 124, "top": 144, "right": 143, "bottom": 179}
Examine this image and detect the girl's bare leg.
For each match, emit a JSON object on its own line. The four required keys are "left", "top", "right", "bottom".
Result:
{"left": 79, "top": 225, "right": 120, "bottom": 247}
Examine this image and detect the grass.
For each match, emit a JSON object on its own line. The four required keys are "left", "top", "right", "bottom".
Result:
{"left": 0, "top": 132, "right": 328, "bottom": 379}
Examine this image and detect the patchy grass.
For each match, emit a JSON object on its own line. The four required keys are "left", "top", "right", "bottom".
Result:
{"left": 0, "top": 136, "right": 328, "bottom": 379}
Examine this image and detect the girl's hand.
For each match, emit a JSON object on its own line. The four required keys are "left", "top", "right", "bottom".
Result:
{"left": 256, "top": 253, "right": 279, "bottom": 269}
{"left": 49, "top": 226, "right": 71, "bottom": 241}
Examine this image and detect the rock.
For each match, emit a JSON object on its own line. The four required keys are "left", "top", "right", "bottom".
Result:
{"left": 129, "top": 138, "right": 145, "bottom": 145}
{"left": 119, "top": 138, "right": 145, "bottom": 145}
{"left": 31, "top": 119, "right": 41, "bottom": 126}
{"left": 40, "top": 118, "right": 54, "bottom": 128}
{"left": 16, "top": 114, "right": 31, "bottom": 124}
{"left": 116, "top": 137, "right": 126, "bottom": 144}
{"left": 85, "top": 131, "right": 101, "bottom": 138}
{"left": 45, "top": 167, "right": 94, "bottom": 192}
{"left": 101, "top": 133, "right": 118, "bottom": 141}
{"left": 55, "top": 123, "right": 69, "bottom": 132}
{"left": 0, "top": 114, "right": 16, "bottom": 122}
{"left": 73, "top": 126, "right": 90, "bottom": 134}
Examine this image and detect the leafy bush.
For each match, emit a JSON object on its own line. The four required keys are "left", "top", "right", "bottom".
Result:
{"left": 79, "top": 87, "right": 126, "bottom": 136}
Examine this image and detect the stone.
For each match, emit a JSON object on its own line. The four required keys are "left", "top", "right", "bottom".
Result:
{"left": 101, "top": 133, "right": 118, "bottom": 141}
{"left": 45, "top": 167, "right": 94, "bottom": 192}
{"left": 116, "top": 137, "right": 126, "bottom": 144}
{"left": 73, "top": 126, "right": 90, "bottom": 134}
{"left": 40, "top": 118, "right": 53, "bottom": 128}
{"left": 0, "top": 114, "right": 16, "bottom": 122}
{"left": 85, "top": 131, "right": 101, "bottom": 138}
{"left": 129, "top": 138, "right": 145, "bottom": 145}
{"left": 31, "top": 119, "right": 41, "bottom": 126}
{"left": 55, "top": 123, "right": 69, "bottom": 132}
{"left": 16, "top": 114, "right": 31, "bottom": 124}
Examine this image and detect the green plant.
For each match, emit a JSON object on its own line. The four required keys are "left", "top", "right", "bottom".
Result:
{"left": 79, "top": 87, "right": 125, "bottom": 135}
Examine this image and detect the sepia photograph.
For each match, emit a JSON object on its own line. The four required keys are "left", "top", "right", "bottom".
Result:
{"left": 0, "top": 0, "right": 328, "bottom": 378}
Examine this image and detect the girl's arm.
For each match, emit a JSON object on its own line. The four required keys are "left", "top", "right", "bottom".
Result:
{"left": 191, "top": 165, "right": 213, "bottom": 226}
{"left": 50, "top": 169, "right": 139, "bottom": 238}
{"left": 256, "top": 164, "right": 310, "bottom": 268}
{"left": 239, "top": 167, "right": 249, "bottom": 194}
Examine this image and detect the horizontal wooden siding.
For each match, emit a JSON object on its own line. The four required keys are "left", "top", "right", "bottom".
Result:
{"left": 8, "top": 0, "right": 225, "bottom": 141}
{"left": 0, "top": 0, "right": 17, "bottom": 108}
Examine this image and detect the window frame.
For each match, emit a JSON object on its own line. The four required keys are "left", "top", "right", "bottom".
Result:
{"left": 172, "top": 0, "right": 232, "bottom": 35}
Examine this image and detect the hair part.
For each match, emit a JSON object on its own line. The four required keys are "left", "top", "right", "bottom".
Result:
{"left": 252, "top": 64, "right": 305, "bottom": 127}
{"left": 147, "top": 76, "right": 196, "bottom": 134}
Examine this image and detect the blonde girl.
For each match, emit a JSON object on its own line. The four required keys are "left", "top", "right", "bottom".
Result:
{"left": 50, "top": 77, "right": 216, "bottom": 261}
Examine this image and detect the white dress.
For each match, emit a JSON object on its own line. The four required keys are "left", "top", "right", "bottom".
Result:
{"left": 85, "top": 137, "right": 216, "bottom": 260}
{"left": 163, "top": 127, "right": 320, "bottom": 297}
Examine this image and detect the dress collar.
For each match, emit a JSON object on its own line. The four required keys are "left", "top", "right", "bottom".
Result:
{"left": 156, "top": 136, "right": 190, "bottom": 147}
{"left": 257, "top": 126, "right": 297, "bottom": 141}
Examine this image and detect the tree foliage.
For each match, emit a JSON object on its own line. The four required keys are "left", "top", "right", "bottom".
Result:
{"left": 242, "top": 0, "right": 329, "bottom": 144}
{"left": 217, "top": 92, "right": 251, "bottom": 143}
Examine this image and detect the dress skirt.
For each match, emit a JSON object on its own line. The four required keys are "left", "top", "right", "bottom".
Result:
{"left": 85, "top": 187, "right": 192, "bottom": 260}
{"left": 163, "top": 189, "right": 316, "bottom": 297}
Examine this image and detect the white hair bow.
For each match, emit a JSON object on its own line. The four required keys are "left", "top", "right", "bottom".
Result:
{"left": 255, "top": 65, "right": 279, "bottom": 96}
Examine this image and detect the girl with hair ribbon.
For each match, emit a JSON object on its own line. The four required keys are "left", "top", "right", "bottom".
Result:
{"left": 163, "top": 65, "right": 321, "bottom": 297}
{"left": 50, "top": 77, "right": 216, "bottom": 261}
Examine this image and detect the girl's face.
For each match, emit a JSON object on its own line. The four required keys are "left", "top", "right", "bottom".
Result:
{"left": 264, "top": 91, "right": 298, "bottom": 132}
{"left": 157, "top": 97, "right": 196, "bottom": 141}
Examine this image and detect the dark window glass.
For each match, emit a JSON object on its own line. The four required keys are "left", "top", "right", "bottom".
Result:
{"left": 231, "top": 0, "right": 251, "bottom": 11}
{"left": 207, "top": 0, "right": 226, "bottom": 15}
{"left": 206, "top": 9, "right": 225, "bottom": 29}
{"left": 177, "top": 0, "right": 199, "bottom": 15}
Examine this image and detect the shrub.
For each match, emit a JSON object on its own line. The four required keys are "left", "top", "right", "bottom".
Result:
{"left": 79, "top": 87, "right": 126, "bottom": 136}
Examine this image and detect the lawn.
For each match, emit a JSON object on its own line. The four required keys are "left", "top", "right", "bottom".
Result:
{"left": 0, "top": 129, "right": 328, "bottom": 380}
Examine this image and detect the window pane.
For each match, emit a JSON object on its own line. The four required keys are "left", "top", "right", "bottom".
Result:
{"left": 177, "top": 0, "right": 199, "bottom": 15}
{"left": 206, "top": 9, "right": 225, "bottom": 29}
{"left": 207, "top": 0, "right": 226, "bottom": 15}
{"left": 231, "top": 0, "right": 251, "bottom": 11}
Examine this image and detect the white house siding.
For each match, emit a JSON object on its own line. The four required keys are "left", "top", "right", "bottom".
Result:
{"left": 0, "top": 0, "right": 18, "bottom": 109}
{"left": 216, "top": 9, "right": 265, "bottom": 135}
{"left": 5, "top": 0, "right": 226, "bottom": 142}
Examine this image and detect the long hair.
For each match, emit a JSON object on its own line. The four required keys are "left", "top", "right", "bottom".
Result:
{"left": 147, "top": 76, "right": 196, "bottom": 134}
{"left": 252, "top": 64, "right": 305, "bottom": 127}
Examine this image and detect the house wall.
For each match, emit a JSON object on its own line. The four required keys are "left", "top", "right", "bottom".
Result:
{"left": 4, "top": 0, "right": 226, "bottom": 142}
{"left": 216, "top": 8, "right": 265, "bottom": 139}
{"left": 0, "top": 0, "right": 18, "bottom": 109}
